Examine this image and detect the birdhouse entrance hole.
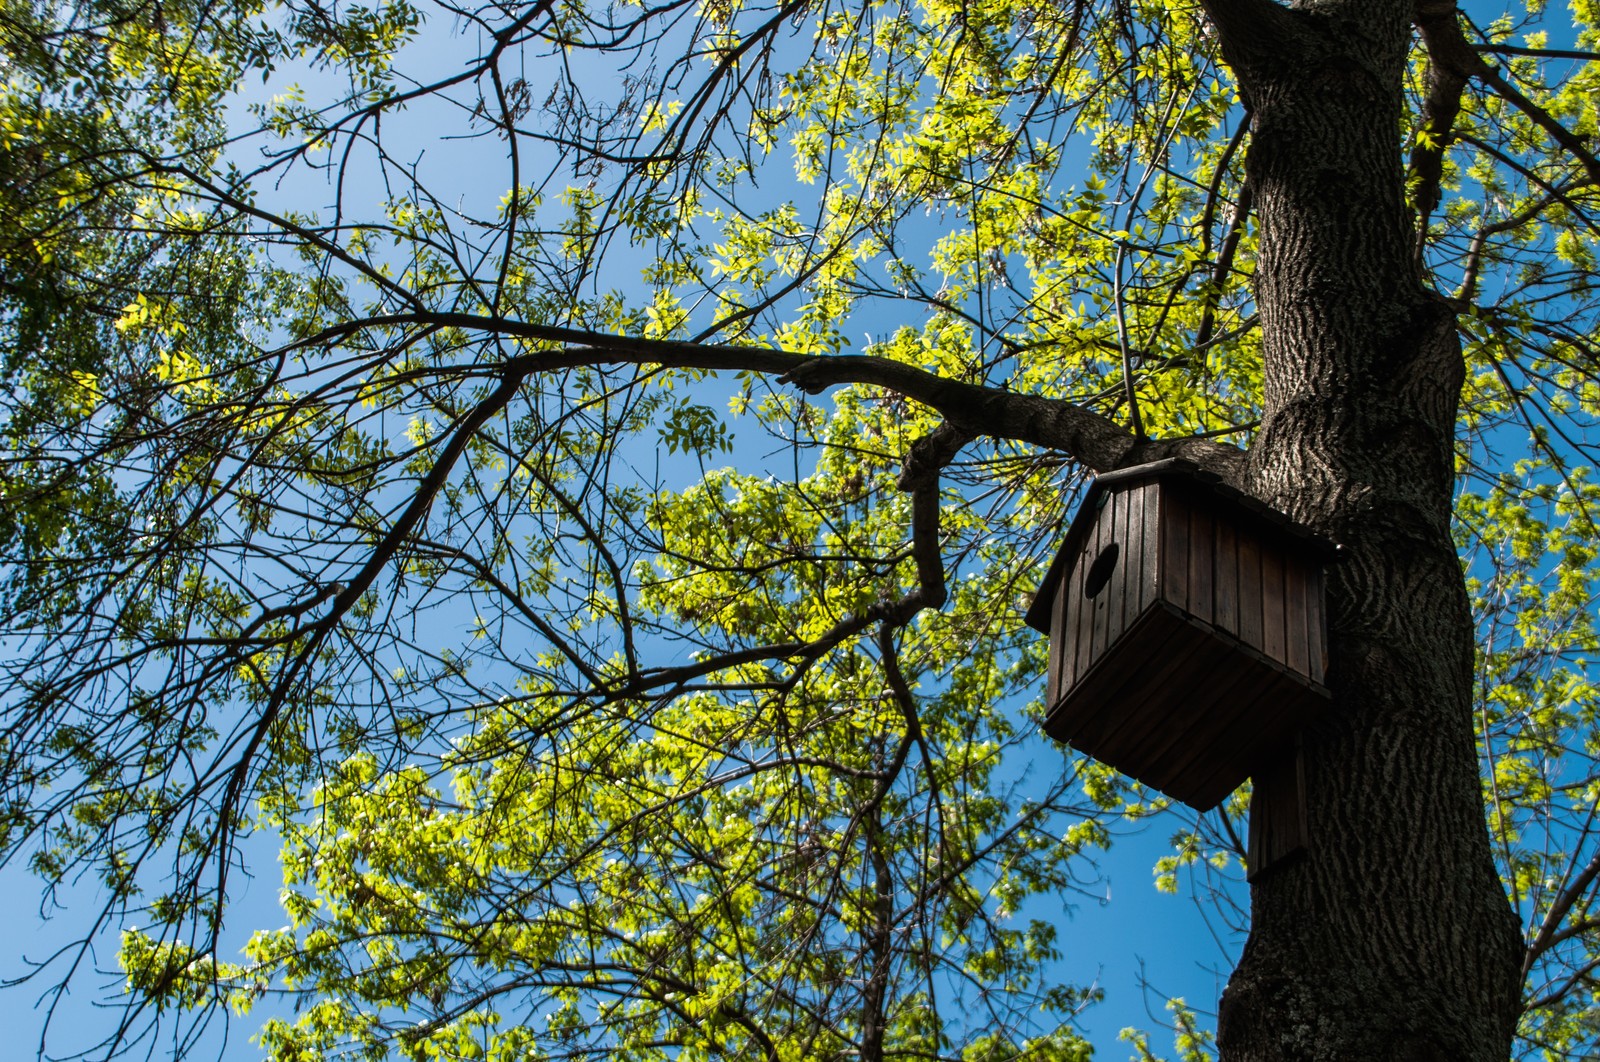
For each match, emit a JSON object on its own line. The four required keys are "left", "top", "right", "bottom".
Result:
{"left": 1083, "top": 543, "right": 1119, "bottom": 598}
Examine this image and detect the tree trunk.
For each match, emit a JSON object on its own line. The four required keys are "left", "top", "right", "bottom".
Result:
{"left": 1206, "top": 2, "right": 1524, "bottom": 1057}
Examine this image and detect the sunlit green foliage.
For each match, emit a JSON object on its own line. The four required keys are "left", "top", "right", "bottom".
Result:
{"left": 0, "top": 0, "right": 1598, "bottom": 1058}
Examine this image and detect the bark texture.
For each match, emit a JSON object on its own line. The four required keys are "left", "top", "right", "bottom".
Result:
{"left": 1202, "top": 1, "right": 1524, "bottom": 1058}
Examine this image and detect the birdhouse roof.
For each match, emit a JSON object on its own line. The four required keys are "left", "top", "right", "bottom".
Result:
{"left": 1023, "top": 457, "right": 1336, "bottom": 633}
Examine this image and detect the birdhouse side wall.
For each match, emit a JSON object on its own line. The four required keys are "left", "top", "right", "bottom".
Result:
{"left": 1156, "top": 481, "right": 1327, "bottom": 685}
{"left": 1044, "top": 480, "right": 1161, "bottom": 710}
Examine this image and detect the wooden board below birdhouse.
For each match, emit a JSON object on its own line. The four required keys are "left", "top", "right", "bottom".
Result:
{"left": 1043, "top": 601, "right": 1330, "bottom": 810}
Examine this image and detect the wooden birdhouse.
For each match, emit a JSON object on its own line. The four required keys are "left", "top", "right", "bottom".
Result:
{"left": 1026, "top": 459, "right": 1334, "bottom": 872}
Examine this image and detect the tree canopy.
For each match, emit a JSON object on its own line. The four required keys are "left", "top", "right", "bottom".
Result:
{"left": 2, "top": 0, "right": 1599, "bottom": 1058}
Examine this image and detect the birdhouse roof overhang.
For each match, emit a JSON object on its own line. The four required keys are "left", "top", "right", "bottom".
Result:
{"left": 1023, "top": 457, "right": 1337, "bottom": 634}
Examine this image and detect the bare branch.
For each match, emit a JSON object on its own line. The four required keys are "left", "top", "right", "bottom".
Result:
{"left": 1526, "top": 845, "right": 1600, "bottom": 974}
{"left": 1414, "top": 2, "right": 1600, "bottom": 189}
{"left": 1410, "top": 2, "right": 1475, "bottom": 252}
{"left": 1474, "top": 43, "right": 1600, "bottom": 63}
{"left": 294, "top": 311, "right": 1246, "bottom": 480}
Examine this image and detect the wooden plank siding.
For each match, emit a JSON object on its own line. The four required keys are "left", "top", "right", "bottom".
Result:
{"left": 1238, "top": 531, "right": 1263, "bottom": 650}
{"left": 1261, "top": 547, "right": 1287, "bottom": 667}
{"left": 1247, "top": 740, "right": 1310, "bottom": 879}
{"left": 1214, "top": 514, "right": 1238, "bottom": 639}
{"left": 1045, "top": 579, "right": 1065, "bottom": 709}
{"left": 1088, "top": 492, "right": 1113, "bottom": 669}
{"left": 1162, "top": 484, "right": 1189, "bottom": 614}
{"left": 1307, "top": 567, "right": 1329, "bottom": 684}
{"left": 1181, "top": 660, "right": 1321, "bottom": 808}
{"left": 1044, "top": 604, "right": 1329, "bottom": 810}
{"left": 1034, "top": 466, "right": 1334, "bottom": 812}
{"left": 1188, "top": 493, "right": 1214, "bottom": 627}
{"left": 1283, "top": 557, "right": 1310, "bottom": 678}
{"left": 1083, "top": 609, "right": 1223, "bottom": 784}
{"left": 1142, "top": 648, "right": 1268, "bottom": 798}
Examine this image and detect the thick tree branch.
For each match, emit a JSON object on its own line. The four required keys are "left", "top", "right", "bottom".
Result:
{"left": 1410, "top": 2, "right": 1474, "bottom": 252}
{"left": 1197, "top": 0, "right": 1306, "bottom": 85}
{"left": 296, "top": 312, "right": 1246, "bottom": 481}
{"left": 1414, "top": 2, "right": 1600, "bottom": 189}
{"left": 871, "top": 424, "right": 964, "bottom": 629}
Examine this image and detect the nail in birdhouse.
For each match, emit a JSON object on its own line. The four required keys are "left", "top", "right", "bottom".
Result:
{"left": 1025, "top": 458, "right": 1333, "bottom": 815}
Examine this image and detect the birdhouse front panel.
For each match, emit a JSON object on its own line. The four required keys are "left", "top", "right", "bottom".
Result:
{"left": 1027, "top": 460, "right": 1332, "bottom": 810}
{"left": 1044, "top": 479, "right": 1161, "bottom": 709}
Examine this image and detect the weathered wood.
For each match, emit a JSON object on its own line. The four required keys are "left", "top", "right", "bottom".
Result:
{"left": 1283, "top": 552, "right": 1309, "bottom": 677}
{"left": 1089, "top": 493, "right": 1112, "bottom": 668}
{"left": 1138, "top": 480, "right": 1160, "bottom": 612}
{"left": 1113, "top": 485, "right": 1135, "bottom": 636}
{"left": 1239, "top": 530, "right": 1263, "bottom": 650}
{"left": 1045, "top": 582, "right": 1065, "bottom": 708}
{"left": 1261, "top": 546, "right": 1287, "bottom": 667}
{"left": 1143, "top": 659, "right": 1267, "bottom": 802}
{"left": 1062, "top": 535, "right": 1087, "bottom": 693}
{"left": 1188, "top": 494, "right": 1215, "bottom": 627}
{"left": 1183, "top": 660, "right": 1323, "bottom": 808}
{"left": 1246, "top": 738, "right": 1308, "bottom": 880}
{"left": 1215, "top": 515, "right": 1238, "bottom": 638}
{"left": 1028, "top": 459, "right": 1335, "bottom": 812}
{"left": 1164, "top": 484, "right": 1190, "bottom": 613}
{"left": 1307, "top": 566, "right": 1328, "bottom": 684}
{"left": 1054, "top": 605, "right": 1201, "bottom": 765}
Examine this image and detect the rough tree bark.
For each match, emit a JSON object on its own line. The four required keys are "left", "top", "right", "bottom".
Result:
{"left": 1202, "top": 0, "right": 1524, "bottom": 1057}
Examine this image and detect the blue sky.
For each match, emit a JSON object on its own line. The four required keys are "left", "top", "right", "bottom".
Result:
{"left": 0, "top": 800, "right": 1236, "bottom": 1058}
{"left": 8, "top": 1, "right": 1586, "bottom": 1058}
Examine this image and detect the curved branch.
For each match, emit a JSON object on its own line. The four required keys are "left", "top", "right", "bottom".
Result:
{"left": 1416, "top": 3, "right": 1600, "bottom": 188}
{"left": 295, "top": 311, "right": 1248, "bottom": 481}
{"left": 1525, "top": 844, "right": 1600, "bottom": 975}
{"left": 1411, "top": 2, "right": 1475, "bottom": 249}
{"left": 1473, "top": 43, "right": 1600, "bottom": 64}
{"left": 1475, "top": 65, "right": 1600, "bottom": 186}
{"left": 1198, "top": 0, "right": 1307, "bottom": 86}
